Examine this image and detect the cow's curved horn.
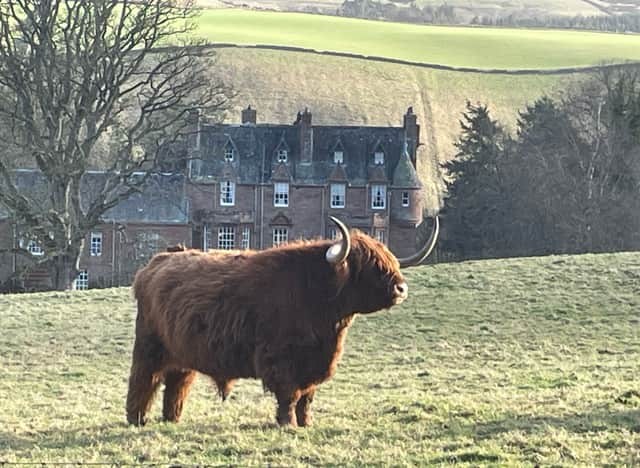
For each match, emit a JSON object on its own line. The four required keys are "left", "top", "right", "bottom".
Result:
{"left": 397, "top": 216, "right": 440, "bottom": 268}
{"left": 326, "top": 216, "right": 351, "bottom": 265}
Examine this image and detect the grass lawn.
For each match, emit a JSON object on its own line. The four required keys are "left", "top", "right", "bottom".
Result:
{"left": 195, "top": 9, "right": 640, "bottom": 69}
{"left": 1, "top": 252, "right": 639, "bottom": 465}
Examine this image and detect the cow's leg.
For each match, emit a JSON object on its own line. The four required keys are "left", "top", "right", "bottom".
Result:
{"left": 274, "top": 387, "right": 302, "bottom": 427}
{"left": 162, "top": 369, "right": 197, "bottom": 422}
{"left": 214, "top": 377, "right": 237, "bottom": 401}
{"left": 295, "top": 388, "right": 316, "bottom": 427}
{"left": 126, "top": 334, "right": 165, "bottom": 426}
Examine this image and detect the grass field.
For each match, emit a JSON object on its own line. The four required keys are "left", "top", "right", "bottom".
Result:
{"left": 1, "top": 252, "right": 639, "bottom": 465}
{"left": 196, "top": 9, "right": 640, "bottom": 70}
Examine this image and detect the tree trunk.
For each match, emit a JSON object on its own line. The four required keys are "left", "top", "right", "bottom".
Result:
{"left": 49, "top": 247, "right": 81, "bottom": 291}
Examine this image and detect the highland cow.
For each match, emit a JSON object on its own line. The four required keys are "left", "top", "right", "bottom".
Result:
{"left": 126, "top": 216, "right": 439, "bottom": 427}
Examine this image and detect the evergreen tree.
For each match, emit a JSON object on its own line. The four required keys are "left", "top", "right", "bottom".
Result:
{"left": 441, "top": 102, "right": 512, "bottom": 259}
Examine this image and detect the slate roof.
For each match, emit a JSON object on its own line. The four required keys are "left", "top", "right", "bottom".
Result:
{"left": 0, "top": 170, "right": 188, "bottom": 223}
{"left": 191, "top": 115, "right": 418, "bottom": 186}
{"left": 392, "top": 146, "right": 422, "bottom": 188}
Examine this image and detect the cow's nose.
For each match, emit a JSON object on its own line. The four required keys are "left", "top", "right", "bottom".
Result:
{"left": 394, "top": 282, "right": 408, "bottom": 298}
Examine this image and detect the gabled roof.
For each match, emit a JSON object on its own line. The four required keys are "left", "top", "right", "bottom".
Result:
{"left": 271, "top": 163, "right": 292, "bottom": 181}
{"left": 1, "top": 170, "right": 189, "bottom": 224}
{"left": 368, "top": 165, "right": 388, "bottom": 183}
{"left": 274, "top": 132, "right": 291, "bottom": 152}
{"left": 328, "top": 164, "right": 348, "bottom": 182}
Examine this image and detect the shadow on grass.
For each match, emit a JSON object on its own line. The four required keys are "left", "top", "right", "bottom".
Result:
{"left": 470, "top": 408, "right": 640, "bottom": 439}
{"left": 0, "top": 420, "right": 228, "bottom": 453}
{"left": 429, "top": 452, "right": 502, "bottom": 464}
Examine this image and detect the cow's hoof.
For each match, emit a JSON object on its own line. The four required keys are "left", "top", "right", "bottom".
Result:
{"left": 297, "top": 415, "right": 313, "bottom": 427}
{"left": 127, "top": 413, "right": 147, "bottom": 426}
{"left": 276, "top": 416, "right": 298, "bottom": 428}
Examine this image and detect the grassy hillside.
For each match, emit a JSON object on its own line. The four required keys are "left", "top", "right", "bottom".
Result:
{"left": 196, "top": 10, "right": 640, "bottom": 69}
{"left": 1, "top": 252, "right": 639, "bottom": 465}
{"left": 212, "top": 47, "right": 569, "bottom": 208}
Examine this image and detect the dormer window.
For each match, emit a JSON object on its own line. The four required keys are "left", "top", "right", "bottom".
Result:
{"left": 224, "top": 145, "right": 234, "bottom": 162}
{"left": 26, "top": 239, "right": 43, "bottom": 256}
{"left": 333, "top": 150, "right": 344, "bottom": 164}
{"left": 277, "top": 149, "right": 288, "bottom": 163}
{"left": 374, "top": 151, "right": 384, "bottom": 165}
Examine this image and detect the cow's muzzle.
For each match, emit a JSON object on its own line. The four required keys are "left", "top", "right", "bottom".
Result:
{"left": 392, "top": 282, "right": 409, "bottom": 304}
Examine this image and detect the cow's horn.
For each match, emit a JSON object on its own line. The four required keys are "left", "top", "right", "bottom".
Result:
{"left": 397, "top": 216, "right": 440, "bottom": 268}
{"left": 326, "top": 216, "right": 351, "bottom": 265}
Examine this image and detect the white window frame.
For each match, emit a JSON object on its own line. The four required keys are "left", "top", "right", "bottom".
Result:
{"left": 220, "top": 181, "right": 235, "bottom": 206}
{"left": 375, "top": 229, "right": 385, "bottom": 244}
{"left": 374, "top": 151, "right": 384, "bottom": 165}
{"left": 274, "top": 182, "right": 289, "bottom": 207}
{"left": 328, "top": 227, "right": 343, "bottom": 241}
{"left": 330, "top": 184, "right": 346, "bottom": 208}
{"left": 241, "top": 226, "right": 251, "bottom": 250}
{"left": 203, "top": 224, "right": 211, "bottom": 251}
{"left": 273, "top": 227, "right": 288, "bottom": 247}
{"left": 402, "top": 191, "right": 410, "bottom": 207}
{"left": 217, "top": 226, "right": 235, "bottom": 250}
{"left": 333, "top": 150, "right": 344, "bottom": 164}
{"left": 90, "top": 232, "right": 103, "bottom": 256}
{"left": 277, "top": 149, "right": 288, "bottom": 163}
{"left": 224, "top": 146, "right": 234, "bottom": 162}
{"left": 74, "top": 270, "right": 89, "bottom": 290}
{"left": 26, "top": 239, "right": 44, "bottom": 256}
{"left": 371, "top": 184, "right": 386, "bottom": 210}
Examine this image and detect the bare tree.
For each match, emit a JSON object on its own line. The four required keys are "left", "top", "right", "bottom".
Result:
{"left": 560, "top": 66, "right": 640, "bottom": 252}
{"left": 0, "top": 0, "right": 231, "bottom": 290}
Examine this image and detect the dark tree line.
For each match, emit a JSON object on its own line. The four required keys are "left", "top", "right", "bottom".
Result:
{"left": 473, "top": 12, "right": 640, "bottom": 33}
{"left": 441, "top": 68, "right": 640, "bottom": 260}
{"left": 337, "top": 0, "right": 640, "bottom": 33}
{"left": 337, "top": 0, "right": 456, "bottom": 24}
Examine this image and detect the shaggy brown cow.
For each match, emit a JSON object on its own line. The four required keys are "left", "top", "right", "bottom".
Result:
{"left": 126, "top": 216, "right": 439, "bottom": 427}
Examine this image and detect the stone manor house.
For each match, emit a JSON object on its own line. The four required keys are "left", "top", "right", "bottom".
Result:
{"left": 0, "top": 106, "right": 426, "bottom": 291}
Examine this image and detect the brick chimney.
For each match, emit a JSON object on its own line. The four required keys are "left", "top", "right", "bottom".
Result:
{"left": 241, "top": 105, "right": 257, "bottom": 125}
{"left": 297, "top": 108, "right": 313, "bottom": 164}
{"left": 403, "top": 106, "right": 419, "bottom": 167}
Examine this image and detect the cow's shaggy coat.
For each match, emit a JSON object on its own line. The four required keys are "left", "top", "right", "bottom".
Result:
{"left": 126, "top": 219, "right": 437, "bottom": 427}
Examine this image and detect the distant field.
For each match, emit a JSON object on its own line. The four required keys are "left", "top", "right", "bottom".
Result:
{"left": 1, "top": 253, "right": 639, "bottom": 465}
{"left": 199, "top": 0, "right": 605, "bottom": 18}
{"left": 196, "top": 9, "right": 640, "bottom": 70}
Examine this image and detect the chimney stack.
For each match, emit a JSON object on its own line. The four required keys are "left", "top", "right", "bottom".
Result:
{"left": 241, "top": 105, "right": 257, "bottom": 125}
{"left": 297, "top": 108, "right": 313, "bottom": 164}
{"left": 403, "top": 106, "right": 419, "bottom": 167}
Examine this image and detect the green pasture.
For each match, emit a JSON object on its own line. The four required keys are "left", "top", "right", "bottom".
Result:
{"left": 1, "top": 253, "right": 639, "bottom": 465}
{"left": 195, "top": 9, "right": 640, "bottom": 69}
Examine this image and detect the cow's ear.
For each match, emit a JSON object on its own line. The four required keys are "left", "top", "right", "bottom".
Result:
{"left": 331, "top": 259, "right": 350, "bottom": 296}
